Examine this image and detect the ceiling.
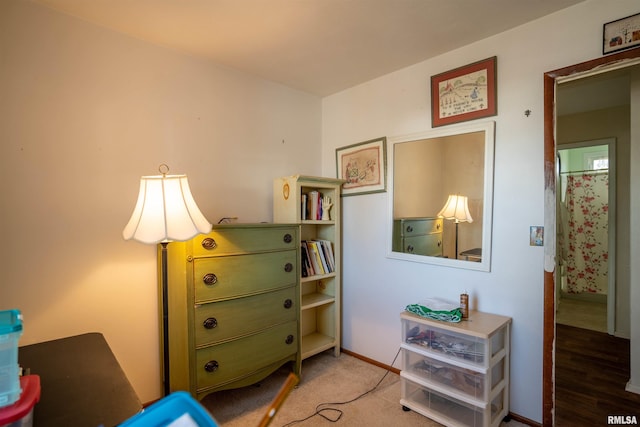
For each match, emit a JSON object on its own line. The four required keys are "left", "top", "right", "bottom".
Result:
{"left": 32, "top": 0, "right": 586, "bottom": 96}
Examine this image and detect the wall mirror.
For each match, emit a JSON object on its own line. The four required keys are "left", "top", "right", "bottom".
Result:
{"left": 387, "top": 121, "right": 495, "bottom": 271}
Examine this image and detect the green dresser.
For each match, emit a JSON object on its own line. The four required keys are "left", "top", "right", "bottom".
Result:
{"left": 162, "top": 224, "right": 301, "bottom": 400}
{"left": 393, "top": 217, "right": 443, "bottom": 256}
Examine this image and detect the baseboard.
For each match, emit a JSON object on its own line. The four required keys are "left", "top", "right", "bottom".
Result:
{"left": 626, "top": 380, "right": 640, "bottom": 395}
{"left": 509, "top": 412, "right": 542, "bottom": 427}
{"left": 341, "top": 348, "right": 400, "bottom": 375}
{"left": 559, "top": 290, "right": 606, "bottom": 304}
{"left": 341, "top": 347, "right": 541, "bottom": 427}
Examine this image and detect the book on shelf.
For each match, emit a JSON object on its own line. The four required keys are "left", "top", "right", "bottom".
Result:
{"left": 307, "top": 191, "right": 319, "bottom": 221}
{"left": 311, "top": 241, "right": 329, "bottom": 274}
{"left": 320, "top": 240, "right": 335, "bottom": 272}
{"left": 301, "top": 248, "right": 308, "bottom": 277}
{"left": 301, "top": 194, "right": 307, "bottom": 221}
{"left": 300, "top": 242, "right": 313, "bottom": 277}
{"left": 302, "top": 191, "right": 329, "bottom": 221}
{"left": 308, "top": 241, "right": 325, "bottom": 275}
{"left": 301, "top": 240, "right": 335, "bottom": 276}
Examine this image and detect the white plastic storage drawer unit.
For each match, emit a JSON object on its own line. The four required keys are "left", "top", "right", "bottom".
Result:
{"left": 400, "top": 310, "right": 511, "bottom": 427}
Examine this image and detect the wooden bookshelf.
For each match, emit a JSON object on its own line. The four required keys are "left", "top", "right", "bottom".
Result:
{"left": 274, "top": 175, "right": 345, "bottom": 360}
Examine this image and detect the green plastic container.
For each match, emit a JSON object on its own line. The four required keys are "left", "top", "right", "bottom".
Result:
{"left": 0, "top": 310, "right": 23, "bottom": 408}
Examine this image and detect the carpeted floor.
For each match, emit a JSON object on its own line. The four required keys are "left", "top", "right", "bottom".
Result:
{"left": 200, "top": 350, "right": 526, "bottom": 427}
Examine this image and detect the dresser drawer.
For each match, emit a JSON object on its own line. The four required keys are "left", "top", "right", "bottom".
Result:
{"left": 194, "top": 250, "right": 297, "bottom": 302}
{"left": 396, "top": 218, "right": 442, "bottom": 237}
{"left": 194, "top": 286, "right": 297, "bottom": 347}
{"left": 195, "top": 320, "right": 298, "bottom": 391}
{"left": 192, "top": 226, "right": 298, "bottom": 257}
{"left": 402, "top": 234, "right": 443, "bottom": 256}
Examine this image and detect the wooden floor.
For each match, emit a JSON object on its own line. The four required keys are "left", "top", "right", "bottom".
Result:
{"left": 555, "top": 324, "right": 640, "bottom": 426}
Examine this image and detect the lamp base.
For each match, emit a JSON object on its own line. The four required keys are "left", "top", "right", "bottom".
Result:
{"left": 455, "top": 221, "right": 459, "bottom": 260}
{"left": 161, "top": 242, "right": 170, "bottom": 396}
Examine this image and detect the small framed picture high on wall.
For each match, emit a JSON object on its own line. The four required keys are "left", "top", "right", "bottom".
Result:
{"left": 335, "top": 137, "right": 387, "bottom": 196}
{"left": 431, "top": 56, "right": 497, "bottom": 128}
{"left": 603, "top": 12, "right": 640, "bottom": 55}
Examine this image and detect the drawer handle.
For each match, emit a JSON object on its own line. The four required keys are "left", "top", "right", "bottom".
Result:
{"left": 406, "top": 225, "right": 413, "bottom": 233}
{"left": 438, "top": 240, "right": 442, "bottom": 247}
{"left": 285, "top": 335, "right": 294, "bottom": 345}
{"left": 284, "top": 299, "right": 293, "bottom": 309}
{"left": 407, "top": 245, "right": 414, "bottom": 253}
{"left": 436, "top": 222, "right": 441, "bottom": 230}
{"left": 204, "top": 360, "right": 219, "bottom": 372}
{"left": 203, "top": 317, "right": 218, "bottom": 329}
{"left": 283, "top": 233, "right": 292, "bottom": 243}
{"left": 284, "top": 262, "right": 293, "bottom": 273}
{"left": 201, "top": 238, "right": 217, "bottom": 250}
{"left": 203, "top": 273, "right": 218, "bottom": 285}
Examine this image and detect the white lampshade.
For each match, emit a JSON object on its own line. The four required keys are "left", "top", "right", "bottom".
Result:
{"left": 123, "top": 172, "right": 212, "bottom": 244}
{"left": 437, "top": 194, "right": 473, "bottom": 223}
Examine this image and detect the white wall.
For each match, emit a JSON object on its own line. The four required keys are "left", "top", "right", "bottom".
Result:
{"left": 321, "top": 0, "right": 640, "bottom": 422}
{"left": 0, "top": 0, "right": 321, "bottom": 403}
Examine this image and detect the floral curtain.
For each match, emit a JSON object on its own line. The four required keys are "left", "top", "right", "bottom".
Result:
{"left": 563, "top": 173, "right": 609, "bottom": 294}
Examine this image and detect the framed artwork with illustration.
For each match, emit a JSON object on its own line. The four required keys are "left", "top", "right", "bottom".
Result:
{"left": 603, "top": 12, "right": 640, "bottom": 55}
{"left": 336, "top": 137, "right": 387, "bottom": 196}
{"left": 431, "top": 56, "right": 497, "bottom": 127}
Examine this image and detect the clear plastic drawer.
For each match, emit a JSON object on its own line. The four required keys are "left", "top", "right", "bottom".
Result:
{"left": 403, "top": 319, "right": 485, "bottom": 366}
{"left": 402, "top": 348, "right": 505, "bottom": 402}
{"left": 401, "top": 375, "right": 505, "bottom": 427}
{"left": 402, "top": 316, "right": 507, "bottom": 368}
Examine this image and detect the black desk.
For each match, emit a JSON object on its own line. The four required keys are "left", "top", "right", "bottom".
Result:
{"left": 19, "top": 333, "right": 143, "bottom": 427}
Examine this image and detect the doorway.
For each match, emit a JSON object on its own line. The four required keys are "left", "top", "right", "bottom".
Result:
{"left": 543, "top": 49, "right": 640, "bottom": 426}
{"left": 556, "top": 139, "right": 615, "bottom": 335}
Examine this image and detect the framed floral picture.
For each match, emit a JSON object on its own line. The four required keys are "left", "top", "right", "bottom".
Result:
{"left": 336, "top": 137, "right": 387, "bottom": 196}
{"left": 431, "top": 56, "right": 497, "bottom": 127}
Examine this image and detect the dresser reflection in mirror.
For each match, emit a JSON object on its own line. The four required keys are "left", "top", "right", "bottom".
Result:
{"left": 393, "top": 217, "right": 443, "bottom": 256}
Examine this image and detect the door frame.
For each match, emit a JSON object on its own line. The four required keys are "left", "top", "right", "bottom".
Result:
{"left": 543, "top": 48, "right": 640, "bottom": 426}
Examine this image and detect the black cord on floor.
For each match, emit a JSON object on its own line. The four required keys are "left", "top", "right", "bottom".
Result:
{"left": 280, "top": 347, "right": 402, "bottom": 426}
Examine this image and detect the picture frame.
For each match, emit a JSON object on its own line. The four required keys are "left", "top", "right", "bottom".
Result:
{"left": 530, "top": 226, "right": 544, "bottom": 247}
{"left": 430, "top": 56, "right": 497, "bottom": 128}
{"left": 603, "top": 12, "right": 640, "bottom": 55}
{"left": 336, "top": 137, "right": 387, "bottom": 196}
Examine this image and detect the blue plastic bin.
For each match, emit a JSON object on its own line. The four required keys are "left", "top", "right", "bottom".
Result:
{"left": 120, "top": 392, "right": 218, "bottom": 427}
{"left": 0, "top": 310, "right": 22, "bottom": 408}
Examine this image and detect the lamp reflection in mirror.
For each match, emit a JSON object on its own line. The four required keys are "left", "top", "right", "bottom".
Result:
{"left": 437, "top": 194, "right": 473, "bottom": 259}
{"left": 123, "top": 164, "right": 212, "bottom": 396}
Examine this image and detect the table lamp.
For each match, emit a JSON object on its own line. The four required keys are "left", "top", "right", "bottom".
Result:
{"left": 437, "top": 194, "right": 473, "bottom": 259}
